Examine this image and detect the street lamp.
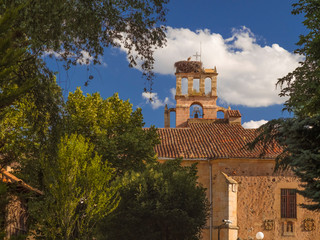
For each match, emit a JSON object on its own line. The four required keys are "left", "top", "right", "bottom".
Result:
{"left": 256, "top": 232, "right": 264, "bottom": 239}
{"left": 218, "top": 220, "right": 232, "bottom": 240}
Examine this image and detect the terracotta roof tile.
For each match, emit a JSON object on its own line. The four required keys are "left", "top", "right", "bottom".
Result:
{"left": 155, "top": 122, "right": 281, "bottom": 159}
{"left": 226, "top": 110, "right": 241, "bottom": 117}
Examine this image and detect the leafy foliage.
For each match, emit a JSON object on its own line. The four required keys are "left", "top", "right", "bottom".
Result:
{"left": 0, "top": 0, "right": 169, "bottom": 81}
{"left": 1, "top": 85, "right": 160, "bottom": 237}
{"left": 24, "top": 89, "right": 160, "bottom": 238}
{"left": 0, "top": 2, "right": 63, "bottom": 111}
{"left": 0, "top": 2, "right": 34, "bottom": 109}
{"left": 0, "top": 3, "right": 63, "bottom": 177}
{"left": 30, "top": 134, "right": 120, "bottom": 240}
{"left": 0, "top": 81, "right": 62, "bottom": 170}
{"left": 64, "top": 88, "right": 159, "bottom": 173}
{"left": 0, "top": 1, "right": 170, "bottom": 238}
{"left": 97, "top": 159, "right": 209, "bottom": 240}
{"left": 277, "top": 0, "right": 320, "bottom": 117}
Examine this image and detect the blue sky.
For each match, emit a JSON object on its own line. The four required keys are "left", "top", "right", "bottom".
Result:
{"left": 46, "top": 0, "right": 306, "bottom": 128}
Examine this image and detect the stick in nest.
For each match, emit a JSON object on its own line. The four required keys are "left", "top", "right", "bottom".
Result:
{"left": 174, "top": 61, "right": 203, "bottom": 73}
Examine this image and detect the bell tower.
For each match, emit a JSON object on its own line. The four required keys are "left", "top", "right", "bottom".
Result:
{"left": 164, "top": 59, "right": 242, "bottom": 128}
{"left": 174, "top": 60, "right": 219, "bottom": 128}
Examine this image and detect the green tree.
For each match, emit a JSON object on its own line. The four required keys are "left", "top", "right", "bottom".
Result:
{"left": 0, "top": 4, "right": 63, "bottom": 174}
{"left": 30, "top": 134, "right": 120, "bottom": 240}
{"left": 0, "top": 0, "right": 170, "bottom": 137}
{"left": 97, "top": 159, "right": 209, "bottom": 240}
{"left": 277, "top": 0, "right": 320, "bottom": 117}
{"left": 1, "top": 1, "right": 169, "bottom": 236}
{"left": 0, "top": 79, "right": 62, "bottom": 169}
{"left": 0, "top": 2, "right": 33, "bottom": 109}
{"left": 250, "top": 0, "right": 320, "bottom": 210}
{"left": 1, "top": 87, "right": 159, "bottom": 237}
{"left": 64, "top": 88, "right": 159, "bottom": 173}
{"left": 0, "top": 2, "right": 64, "bottom": 110}
{"left": 1, "top": 0, "right": 169, "bottom": 82}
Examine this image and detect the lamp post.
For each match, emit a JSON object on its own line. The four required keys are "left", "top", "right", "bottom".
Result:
{"left": 218, "top": 220, "right": 232, "bottom": 240}
{"left": 256, "top": 232, "right": 264, "bottom": 240}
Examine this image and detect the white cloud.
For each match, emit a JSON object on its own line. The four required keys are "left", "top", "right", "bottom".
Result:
{"left": 170, "top": 88, "right": 176, "bottom": 99}
{"left": 142, "top": 92, "right": 173, "bottom": 109}
{"left": 44, "top": 50, "right": 105, "bottom": 66}
{"left": 122, "top": 26, "right": 303, "bottom": 107}
{"left": 43, "top": 50, "right": 69, "bottom": 58}
{"left": 76, "top": 50, "right": 94, "bottom": 65}
{"left": 242, "top": 119, "right": 268, "bottom": 129}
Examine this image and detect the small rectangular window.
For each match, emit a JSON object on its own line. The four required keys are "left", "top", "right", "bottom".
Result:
{"left": 281, "top": 189, "right": 297, "bottom": 218}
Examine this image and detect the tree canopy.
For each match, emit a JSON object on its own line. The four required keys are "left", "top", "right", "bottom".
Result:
{"left": 251, "top": 0, "right": 320, "bottom": 210}
{"left": 0, "top": 0, "right": 169, "bottom": 86}
{"left": 0, "top": 1, "right": 178, "bottom": 238}
{"left": 277, "top": 0, "right": 320, "bottom": 117}
{"left": 30, "top": 134, "right": 120, "bottom": 240}
{"left": 97, "top": 159, "right": 209, "bottom": 240}
{"left": 64, "top": 88, "right": 159, "bottom": 173}
{"left": 16, "top": 88, "right": 160, "bottom": 238}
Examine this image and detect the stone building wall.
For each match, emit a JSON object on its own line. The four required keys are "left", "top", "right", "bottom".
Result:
{"left": 233, "top": 175, "right": 320, "bottom": 240}
{"left": 174, "top": 158, "right": 320, "bottom": 240}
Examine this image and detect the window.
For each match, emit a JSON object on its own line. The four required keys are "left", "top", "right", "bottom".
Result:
{"left": 283, "top": 221, "right": 295, "bottom": 236}
{"left": 281, "top": 189, "right": 296, "bottom": 218}
{"left": 205, "top": 77, "right": 211, "bottom": 95}
{"left": 193, "top": 78, "right": 200, "bottom": 93}
{"left": 181, "top": 78, "right": 188, "bottom": 94}
{"left": 190, "top": 104, "right": 203, "bottom": 119}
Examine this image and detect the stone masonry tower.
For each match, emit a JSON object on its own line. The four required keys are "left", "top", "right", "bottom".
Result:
{"left": 164, "top": 60, "right": 241, "bottom": 128}
{"left": 165, "top": 60, "right": 220, "bottom": 128}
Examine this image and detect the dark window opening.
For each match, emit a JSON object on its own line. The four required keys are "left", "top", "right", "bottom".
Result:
{"left": 286, "top": 221, "right": 294, "bottom": 232}
{"left": 281, "top": 189, "right": 297, "bottom": 218}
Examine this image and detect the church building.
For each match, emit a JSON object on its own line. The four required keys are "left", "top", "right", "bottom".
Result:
{"left": 155, "top": 60, "right": 320, "bottom": 240}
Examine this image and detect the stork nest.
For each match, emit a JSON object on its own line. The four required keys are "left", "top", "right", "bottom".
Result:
{"left": 174, "top": 61, "right": 203, "bottom": 73}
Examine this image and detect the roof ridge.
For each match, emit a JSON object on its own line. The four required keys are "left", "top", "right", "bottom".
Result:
{"left": 155, "top": 123, "right": 281, "bottom": 159}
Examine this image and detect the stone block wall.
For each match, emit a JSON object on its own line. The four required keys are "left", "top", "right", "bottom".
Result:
{"left": 159, "top": 158, "right": 320, "bottom": 240}
{"left": 233, "top": 175, "right": 320, "bottom": 240}
{"left": 175, "top": 96, "right": 218, "bottom": 127}
{"left": 212, "top": 158, "right": 320, "bottom": 240}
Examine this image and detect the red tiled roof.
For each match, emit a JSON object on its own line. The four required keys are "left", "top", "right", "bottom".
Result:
{"left": 1, "top": 169, "right": 43, "bottom": 195}
{"left": 226, "top": 110, "right": 241, "bottom": 117}
{"left": 155, "top": 122, "right": 281, "bottom": 159}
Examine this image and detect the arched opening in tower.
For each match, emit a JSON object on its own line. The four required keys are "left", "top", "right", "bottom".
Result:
{"left": 170, "top": 111, "right": 176, "bottom": 128}
{"left": 205, "top": 77, "right": 211, "bottom": 95}
{"left": 181, "top": 78, "right": 188, "bottom": 94}
{"left": 190, "top": 103, "right": 203, "bottom": 119}
{"left": 193, "top": 78, "right": 200, "bottom": 93}
{"left": 217, "top": 110, "right": 225, "bottom": 119}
